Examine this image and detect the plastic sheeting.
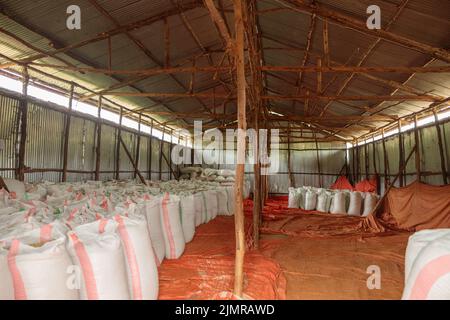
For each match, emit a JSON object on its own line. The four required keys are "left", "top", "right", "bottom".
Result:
{"left": 384, "top": 181, "right": 450, "bottom": 231}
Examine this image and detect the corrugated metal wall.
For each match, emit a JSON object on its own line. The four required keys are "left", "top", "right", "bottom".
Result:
{"left": 25, "top": 103, "right": 64, "bottom": 182}
{"left": 0, "top": 92, "right": 177, "bottom": 183}
{"left": 0, "top": 95, "right": 19, "bottom": 179}
{"left": 349, "top": 120, "right": 450, "bottom": 194}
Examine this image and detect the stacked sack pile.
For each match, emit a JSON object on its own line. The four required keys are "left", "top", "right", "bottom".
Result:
{"left": 0, "top": 178, "right": 237, "bottom": 300}
{"left": 288, "top": 186, "right": 379, "bottom": 217}
{"left": 178, "top": 167, "right": 251, "bottom": 199}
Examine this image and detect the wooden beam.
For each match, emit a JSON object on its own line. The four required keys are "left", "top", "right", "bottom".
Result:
{"left": 30, "top": 63, "right": 230, "bottom": 77}
{"left": 398, "top": 120, "right": 404, "bottom": 187}
{"left": 291, "top": 14, "right": 316, "bottom": 112}
{"left": 115, "top": 107, "right": 123, "bottom": 180}
{"left": 370, "top": 145, "right": 417, "bottom": 216}
{"left": 62, "top": 83, "right": 74, "bottom": 182}
{"left": 322, "top": 19, "right": 330, "bottom": 66}
{"left": 381, "top": 129, "right": 390, "bottom": 190}
{"left": 233, "top": 0, "right": 246, "bottom": 298}
{"left": 164, "top": 17, "right": 170, "bottom": 67}
{"left": 17, "top": 66, "right": 29, "bottom": 182}
{"left": 260, "top": 65, "right": 450, "bottom": 74}
{"left": 262, "top": 94, "right": 437, "bottom": 102}
{"left": 95, "top": 96, "right": 102, "bottom": 181}
{"left": 433, "top": 110, "right": 448, "bottom": 184}
{"left": 134, "top": 113, "right": 142, "bottom": 179}
{"left": 281, "top": 0, "right": 450, "bottom": 63}
{"left": 204, "top": 0, "right": 234, "bottom": 49}
{"left": 413, "top": 115, "right": 421, "bottom": 181}
{"left": 314, "top": 132, "right": 322, "bottom": 187}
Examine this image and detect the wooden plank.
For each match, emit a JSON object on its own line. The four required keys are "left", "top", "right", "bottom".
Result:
{"left": 62, "top": 83, "right": 74, "bottom": 182}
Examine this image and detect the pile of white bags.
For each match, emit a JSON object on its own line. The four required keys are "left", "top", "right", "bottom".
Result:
{"left": 402, "top": 229, "right": 450, "bottom": 300}
{"left": 287, "top": 186, "right": 379, "bottom": 217}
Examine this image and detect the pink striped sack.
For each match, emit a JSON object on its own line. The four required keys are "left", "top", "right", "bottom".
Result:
{"left": 114, "top": 215, "right": 159, "bottom": 300}
{"left": 0, "top": 224, "right": 77, "bottom": 300}
{"left": 402, "top": 229, "right": 450, "bottom": 300}
{"left": 66, "top": 219, "right": 130, "bottom": 300}
{"left": 159, "top": 193, "right": 185, "bottom": 260}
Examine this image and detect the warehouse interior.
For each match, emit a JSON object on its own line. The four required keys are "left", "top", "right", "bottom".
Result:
{"left": 0, "top": 0, "right": 449, "bottom": 300}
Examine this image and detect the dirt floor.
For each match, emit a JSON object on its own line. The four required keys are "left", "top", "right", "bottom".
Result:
{"left": 158, "top": 197, "right": 410, "bottom": 300}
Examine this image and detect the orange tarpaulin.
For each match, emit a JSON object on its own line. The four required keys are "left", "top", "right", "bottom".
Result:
{"left": 384, "top": 181, "right": 450, "bottom": 231}
{"left": 354, "top": 176, "right": 378, "bottom": 193}
{"left": 330, "top": 176, "right": 353, "bottom": 191}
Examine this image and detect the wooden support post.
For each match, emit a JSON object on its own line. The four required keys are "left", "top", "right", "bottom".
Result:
{"left": 314, "top": 132, "right": 322, "bottom": 187}
{"left": 95, "top": 96, "right": 102, "bottom": 181}
{"left": 17, "top": 66, "right": 29, "bottom": 182}
{"left": 356, "top": 141, "right": 360, "bottom": 183}
{"left": 398, "top": 120, "right": 404, "bottom": 187}
{"left": 148, "top": 119, "right": 153, "bottom": 180}
{"left": 370, "top": 145, "right": 417, "bottom": 216}
{"left": 372, "top": 136, "right": 378, "bottom": 176}
{"left": 62, "top": 83, "right": 74, "bottom": 182}
{"left": 351, "top": 142, "right": 356, "bottom": 184}
{"left": 381, "top": 129, "right": 390, "bottom": 190}
{"left": 414, "top": 115, "right": 421, "bottom": 181}
{"left": 364, "top": 140, "right": 369, "bottom": 179}
{"left": 134, "top": 113, "right": 142, "bottom": 180}
{"left": 287, "top": 124, "right": 294, "bottom": 187}
{"left": 159, "top": 133, "right": 164, "bottom": 181}
{"left": 433, "top": 110, "right": 448, "bottom": 184}
{"left": 115, "top": 106, "right": 123, "bottom": 180}
{"left": 322, "top": 19, "right": 329, "bottom": 66}
{"left": 119, "top": 136, "right": 147, "bottom": 185}
{"left": 233, "top": 0, "right": 246, "bottom": 298}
